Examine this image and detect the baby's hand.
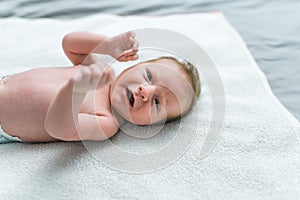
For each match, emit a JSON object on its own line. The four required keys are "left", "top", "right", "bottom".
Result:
{"left": 71, "top": 62, "right": 114, "bottom": 95}
{"left": 106, "top": 31, "right": 139, "bottom": 62}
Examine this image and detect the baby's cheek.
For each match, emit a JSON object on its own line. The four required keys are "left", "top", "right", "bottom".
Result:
{"left": 149, "top": 105, "right": 167, "bottom": 124}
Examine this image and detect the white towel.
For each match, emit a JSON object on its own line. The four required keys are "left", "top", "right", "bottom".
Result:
{"left": 0, "top": 12, "right": 300, "bottom": 200}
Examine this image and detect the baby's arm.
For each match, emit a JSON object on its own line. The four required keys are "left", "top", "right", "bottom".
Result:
{"left": 62, "top": 31, "right": 139, "bottom": 65}
{"left": 44, "top": 62, "right": 118, "bottom": 141}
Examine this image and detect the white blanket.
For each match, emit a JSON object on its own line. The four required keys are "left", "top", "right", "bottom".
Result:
{"left": 1, "top": 12, "right": 300, "bottom": 200}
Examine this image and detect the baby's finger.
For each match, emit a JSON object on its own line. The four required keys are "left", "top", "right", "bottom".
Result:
{"left": 127, "top": 31, "right": 136, "bottom": 38}
{"left": 125, "top": 31, "right": 135, "bottom": 46}
{"left": 120, "top": 49, "right": 137, "bottom": 58}
{"left": 130, "top": 48, "right": 138, "bottom": 55}
{"left": 116, "top": 56, "right": 128, "bottom": 62}
{"left": 129, "top": 37, "right": 139, "bottom": 49}
{"left": 132, "top": 40, "right": 139, "bottom": 51}
{"left": 127, "top": 54, "right": 139, "bottom": 61}
{"left": 129, "top": 37, "right": 134, "bottom": 46}
{"left": 122, "top": 49, "right": 134, "bottom": 55}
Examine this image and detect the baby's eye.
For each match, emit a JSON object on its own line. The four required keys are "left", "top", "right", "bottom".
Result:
{"left": 154, "top": 98, "right": 160, "bottom": 112}
{"left": 146, "top": 70, "right": 153, "bottom": 81}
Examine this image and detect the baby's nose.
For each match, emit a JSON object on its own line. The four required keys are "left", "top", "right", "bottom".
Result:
{"left": 139, "top": 84, "right": 155, "bottom": 101}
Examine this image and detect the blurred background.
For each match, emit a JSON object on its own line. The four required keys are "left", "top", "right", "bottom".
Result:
{"left": 0, "top": 0, "right": 299, "bottom": 121}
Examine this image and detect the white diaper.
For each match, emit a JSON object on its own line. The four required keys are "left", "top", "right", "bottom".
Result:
{"left": 0, "top": 74, "right": 23, "bottom": 144}
{"left": 0, "top": 125, "right": 22, "bottom": 144}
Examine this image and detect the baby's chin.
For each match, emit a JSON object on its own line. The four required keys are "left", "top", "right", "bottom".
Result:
{"left": 115, "top": 112, "right": 149, "bottom": 126}
{"left": 124, "top": 114, "right": 167, "bottom": 126}
{"left": 110, "top": 106, "right": 144, "bottom": 126}
{"left": 125, "top": 116, "right": 150, "bottom": 126}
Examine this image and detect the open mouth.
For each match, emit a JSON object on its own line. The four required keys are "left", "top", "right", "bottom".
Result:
{"left": 126, "top": 88, "right": 135, "bottom": 107}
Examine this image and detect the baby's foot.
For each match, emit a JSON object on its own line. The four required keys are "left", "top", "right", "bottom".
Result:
{"left": 106, "top": 31, "right": 139, "bottom": 62}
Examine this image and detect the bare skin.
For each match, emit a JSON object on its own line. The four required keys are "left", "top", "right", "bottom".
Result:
{"left": 0, "top": 31, "right": 139, "bottom": 142}
{"left": 0, "top": 31, "right": 195, "bottom": 143}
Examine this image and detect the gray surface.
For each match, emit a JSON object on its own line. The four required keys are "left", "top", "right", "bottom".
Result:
{"left": 0, "top": 0, "right": 299, "bottom": 120}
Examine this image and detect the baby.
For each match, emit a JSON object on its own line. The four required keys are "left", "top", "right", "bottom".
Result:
{"left": 0, "top": 31, "right": 200, "bottom": 143}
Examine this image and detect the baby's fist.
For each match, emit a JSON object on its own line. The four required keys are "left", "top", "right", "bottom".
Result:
{"left": 107, "top": 31, "right": 139, "bottom": 62}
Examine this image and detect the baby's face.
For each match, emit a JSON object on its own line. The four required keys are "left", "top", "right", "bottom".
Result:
{"left": 110, "top": 58, "right": 194, "bottom": 125}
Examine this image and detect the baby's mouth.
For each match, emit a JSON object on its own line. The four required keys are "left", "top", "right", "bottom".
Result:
{"left": 126, "top": 88, "right": 135, "bottom": 107}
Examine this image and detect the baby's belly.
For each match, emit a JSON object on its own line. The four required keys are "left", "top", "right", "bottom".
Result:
{"left": 0, "top": 66, "right": 78, "bottom": 142}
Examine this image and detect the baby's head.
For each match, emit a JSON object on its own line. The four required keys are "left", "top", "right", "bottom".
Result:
{"left": 110, "top": 56, "right": 201, "bottom": 125}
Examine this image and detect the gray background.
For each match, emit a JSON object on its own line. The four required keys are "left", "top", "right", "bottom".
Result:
{"left": 0, "top": 0, "right": 299, "bottom": 121}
